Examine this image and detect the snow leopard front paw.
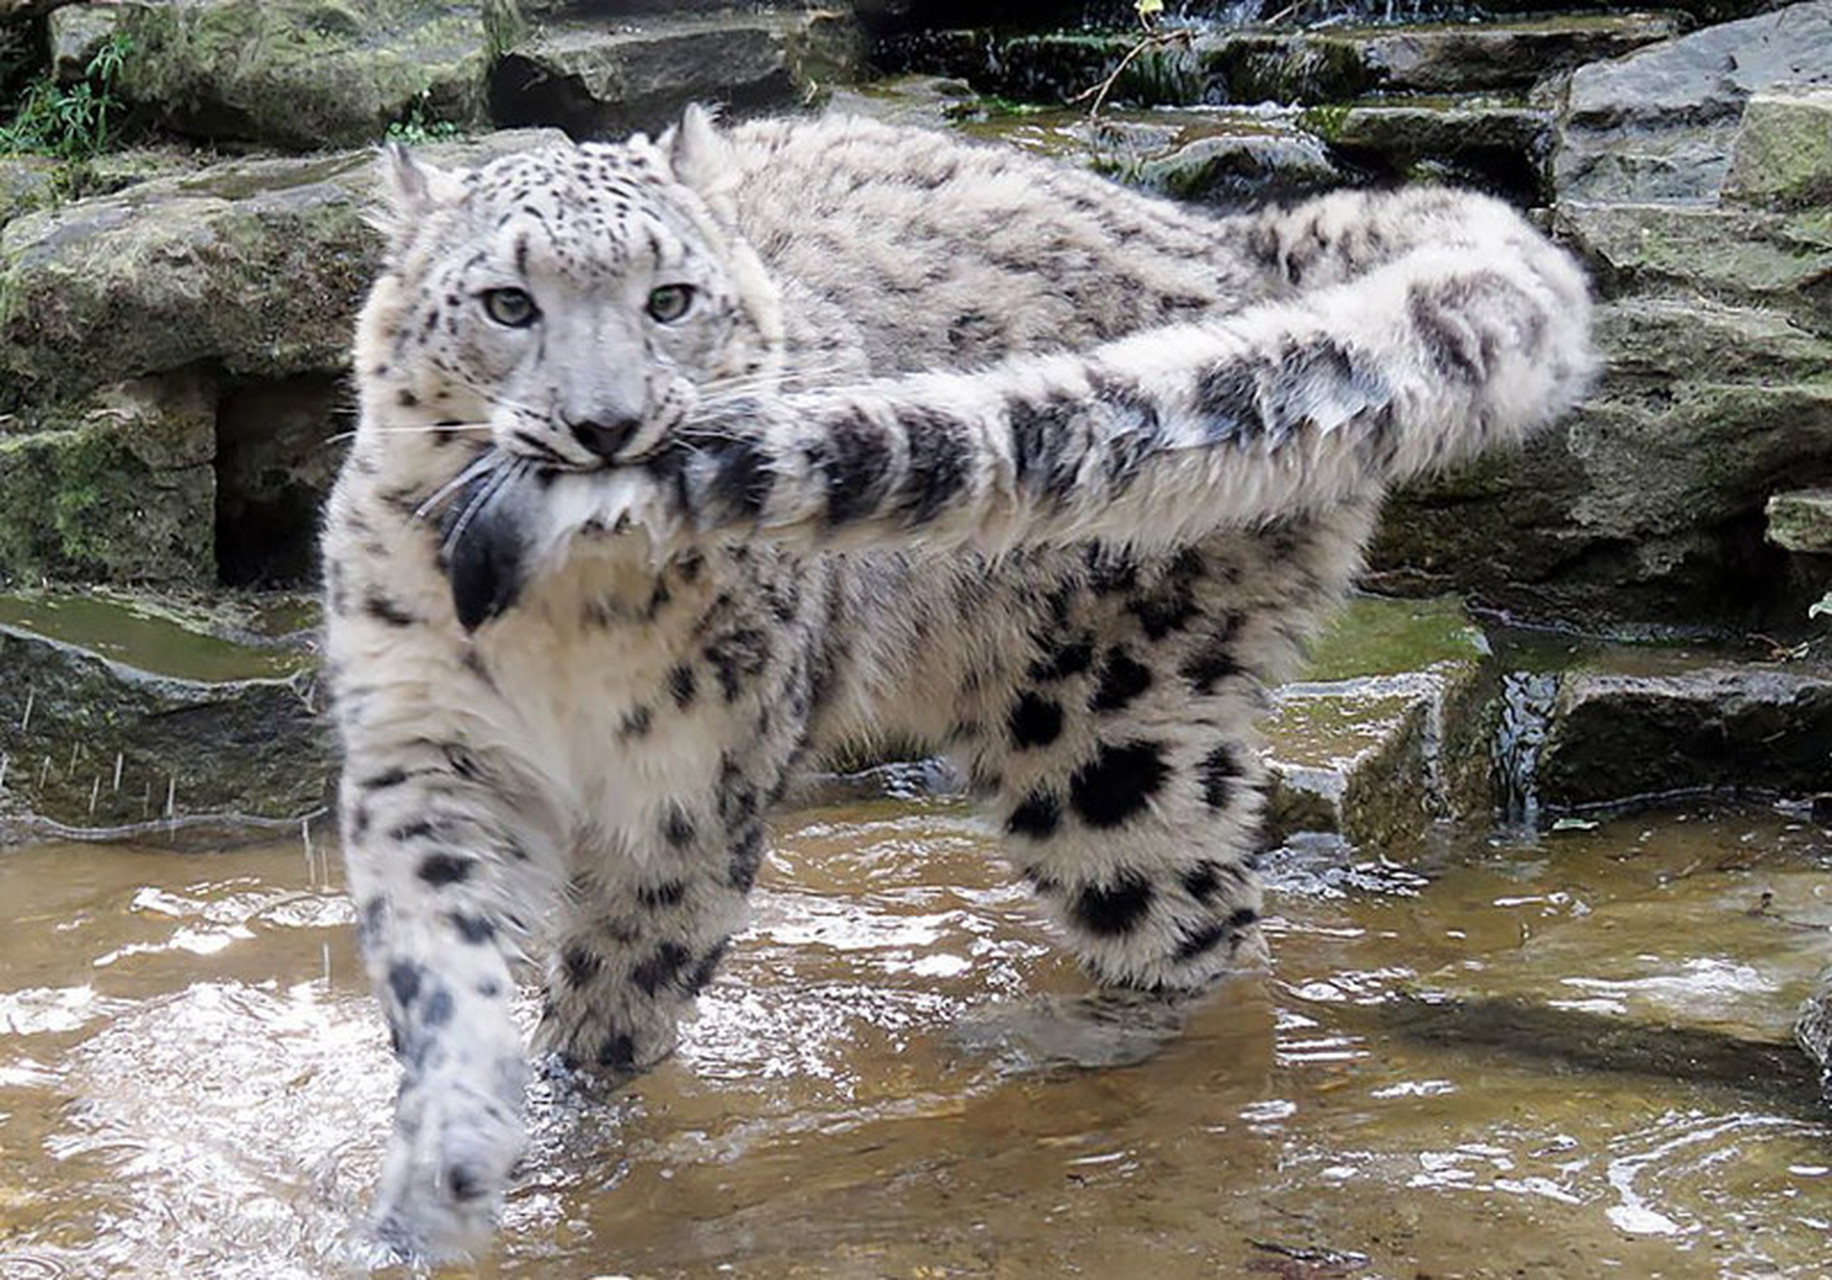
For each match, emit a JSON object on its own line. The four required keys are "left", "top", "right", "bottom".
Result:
{"left": 372, "top": 1069, "right": 528, "bottom": 1262}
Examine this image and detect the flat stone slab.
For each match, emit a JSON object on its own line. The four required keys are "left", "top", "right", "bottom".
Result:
{"left": 1536, "top": 663, "right": 1832, "bottom": 810}
{"left": 0, "top": 590, "right": 327, "bottom": 843}
{"left": 1555, "top": 0, "right": 1832, "bottom": 203}
{"left": 489, "top": 11, "right": 862, "bottom": 137}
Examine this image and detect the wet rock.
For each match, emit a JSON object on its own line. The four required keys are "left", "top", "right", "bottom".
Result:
{"left": 489, "top": 11, "right": 863, "bottom": 138}
{"left": 109, "top": 0, "right": 490, "bottom": 151}
{"left": 0, "top": 129, "right": 563, "bottom": 413}
{"left": 1535, "top": 664, "right": 1832, "bottom": 810}
{"left": 0, "top": 372, "right": 216, "bottom": 584}
{"left": 1311, "top": 99, "right": 1553, "bottom": 203}
{"left": 1723, "top": 86, "right": 1832, "bottom": 212}
{"left": 1554, "top": 0, "right": 1832, "bottom": 204}
{"left": 1131, "top": 125, "right": 1343, "bottom": 205}
{"left": 0, "top": 589, "right": 327, "bottom": 842}
{"left": 1767, "top": 490, "right": 1832, "bottom": 555}
{"left": 1261, "top": 596, "right": 1493, "bottom": 851}
{"left": 1799, "top": 966, "right": 1832, "bottom": 1102}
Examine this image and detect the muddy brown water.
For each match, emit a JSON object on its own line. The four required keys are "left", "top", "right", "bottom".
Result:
{"left": 1, "top": 795, "right": 1828, "bottom": 1279}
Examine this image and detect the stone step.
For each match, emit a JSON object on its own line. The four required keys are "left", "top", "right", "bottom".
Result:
{"left": 1260, "top": 595, "right": 1494, "bottom": 850}
{"left": 489, "top": 10, "right": 865, "bottom": 138}
{"left": 879, "top": 14, "right": 1679, "bottom": 109}
{"left": 0, "top": 589, "right": 328, "bottom": 844}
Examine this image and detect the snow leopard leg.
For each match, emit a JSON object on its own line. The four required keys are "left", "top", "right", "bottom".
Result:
{"left": 338, "top": 744, "right": 560, "bottom": 1259}
{"left": 532, "top": 792, "right": 762, "bottom": 1082}
{"left": 970, "top": 503, "right": 1379, "bottom": 992}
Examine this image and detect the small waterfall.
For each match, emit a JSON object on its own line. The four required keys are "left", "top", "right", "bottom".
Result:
{"left": 1494, "top": 671, "right": 1558, "bottom": 831}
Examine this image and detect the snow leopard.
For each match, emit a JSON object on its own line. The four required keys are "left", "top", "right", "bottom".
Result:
{"left": 320, "top": 107, "right": 1595, "bottom": 1256}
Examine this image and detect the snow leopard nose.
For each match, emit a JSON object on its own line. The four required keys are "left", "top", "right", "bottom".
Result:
{"left": 566, "top": 414, "right": 641, "bottom": 461}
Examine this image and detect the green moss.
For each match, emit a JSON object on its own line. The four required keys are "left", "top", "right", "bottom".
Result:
{"left": 1300, "top": 595, "right": 1488, "bottom": 682}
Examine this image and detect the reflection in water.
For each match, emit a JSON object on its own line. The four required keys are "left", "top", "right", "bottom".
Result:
{"left": 0, "top": 798, "right": 1827, "bottom": 1277}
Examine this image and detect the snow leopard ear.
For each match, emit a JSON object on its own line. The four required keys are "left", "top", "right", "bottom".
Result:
{"left": 369, "top": 142, "right": 464, "bottom": 243}
{"left": 663, "top": 104, "right": 740, "bottom": 211}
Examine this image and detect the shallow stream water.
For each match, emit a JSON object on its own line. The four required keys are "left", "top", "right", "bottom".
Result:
{"left": 2, "top": 793, "right": 1828, "bottom": 1278}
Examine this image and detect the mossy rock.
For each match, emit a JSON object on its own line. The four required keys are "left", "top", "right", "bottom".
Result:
{"left": 0, "top": 589, "right": 327, "bottom": 841}
{"left": 1724, "top": 86, "right": 1832, "bottom": 212}
{"left": 112, "top": 0, "right": 489, "bottom": 150}
{"left": 0, "top": 373, "right": 215, "bottom": 584}
{"left": 0, "top": 129, "right": 564, "bottom": 414}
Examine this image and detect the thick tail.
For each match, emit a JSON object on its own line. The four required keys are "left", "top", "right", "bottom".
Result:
{"left": 542, "top": 199, "right": 1596, "bottom": 564}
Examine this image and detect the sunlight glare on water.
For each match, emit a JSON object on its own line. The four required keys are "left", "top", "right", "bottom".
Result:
{"left": 0, "top": 796, "right": 1828, "bottom": 1278}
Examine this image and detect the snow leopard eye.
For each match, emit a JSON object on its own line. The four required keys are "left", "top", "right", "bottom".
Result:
{"left": 645, "top": 284, "right": 695, "bottom": 324}
{"left": 480, "top": 287, "right": 539, "bottom": 328}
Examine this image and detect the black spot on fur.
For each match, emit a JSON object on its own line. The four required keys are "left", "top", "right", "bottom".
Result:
{"left": 707, "top": 433, "right": 773, "bottom": 519}
{"left": 387, "top": 960, "right": 423, "bottom": 1008}
{"left": 421, "top": 987, "right": 454, "bottom": 1028}
{"left": 361, "top": 767, "right": 411, "bottom": 791}
{"left": 418, "top": 853, "right": 474, "bottom": 886}
{"left": 1069, "top": 740, "right": 1170, "bottom": 828}
{"left": 1125, "top": 548, "right": 1205, "bottom": 640}
{"left": 818, "top": 410, "right": 896, "bottom": 525}
{"left": 1028, "top": 630, "right": 1094, "bottom": 682}
{"left": 1181, "top": 860, "right": 1226, "bottom": 902}
{"left": 1090, "top": 647, "right": 1153, "bottom": 712}
{"left": 1008, "top": 692, "right": 1064, "bottom": 749}
{"left": 704, "top": 628, "right": 771, "bottom": 702}
{"left": 447, "top": 1165, "right": 485, "bottom": 1202}
{"left": 449, "top": 911, "right": 495, "bottom": 944}
{"left": 1174, "top": 919, "right": 1232, "bottom": 962}
{"left": 632, "top": 942, "right": 693, "bottom": 997}
{"left": 562, "top": 944, "right": 602, "bottom": 989}
{"left": 728, "top": 822, "right": 766, "bottom": 891}
{"left": 1091, "top": 378, "right": 1168, "bottom": 492}
{"left": 1069, "top": 870, "right": 1154, "bottom": 937}
{"left": 1193, "top": 355, "right": 1274, "bottom": 445}
{"left": 686, "top": 941, "right": 729, "bottom": 994}
{"left": 1198, "top": 743, "right": 1245, "bottom": 810}
{"left": 667, "top": 663, "right": 697, "bottom": 709}
{"left": 1085, "top": 545, "right": 1139, "bottom": 595}
{"left": 1008, "top": 393, "right": 1082, "bottom": 503}
{"left": 893, "top": 407, "right": 971, "bottom": 525}
{"left": 363, "top": 592, "right": 418, "bottom": 628}
{"left": 662, "top": 804, "right": 696, "bottom": 848}
{"left": 716, "top": 756, "right": 761, "bottom": 830}
{"left": 620, "top": 705, "right": 653, "bottom": 738}
{"left": 1007, "top": 788, "right": 1062, "bottom": 839}
{"left": 596, "top": 1032, "right": 638, "bottom": 1071}
{"left": 637, "top": 880, "right": 687, "bottom": 909}
{"left": 1180, "top": 619, "right": 1244, "bottom": 694}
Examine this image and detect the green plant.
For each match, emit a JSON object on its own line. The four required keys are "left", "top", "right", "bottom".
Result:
{"left": 0, "top": 32, "right": 136, "bottom": 159}
{"left": 385, "top": 90, "right": 464, "bottom": 145}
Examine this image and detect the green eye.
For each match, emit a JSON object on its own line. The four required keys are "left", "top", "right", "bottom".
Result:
{"left": 481, "top": 287, "right": 539, "bottom": 328}
{"left": 646, "top": 284, "right": 695, "bottom": 324}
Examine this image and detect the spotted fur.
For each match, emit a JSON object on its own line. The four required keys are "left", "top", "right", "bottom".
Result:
{"left": 322, "top": 108, "right": 1595, "bottom": 1257}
